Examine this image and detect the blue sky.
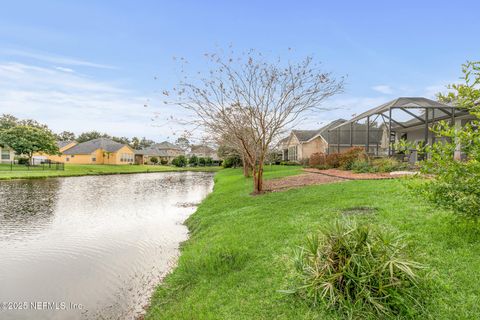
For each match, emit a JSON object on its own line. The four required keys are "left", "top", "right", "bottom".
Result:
{"left": 0, "top": 0, "right": 478, "bottom": 141}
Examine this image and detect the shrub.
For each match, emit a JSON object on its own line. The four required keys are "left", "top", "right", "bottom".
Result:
{"left": 171, "top": 155, "right": 187, "bottom": 167}
{"left": 280, "top": 161, "right": 300, "bottom": 166}
{"left": 350, "top": 159, "right": 374, "bottom": 173}
{"left": 372, "top": 158, "right": 407, "bottom": 173}
{"left": 17, "top": 157, "right": 30, "bottom": 165}
{"left": 414, "top": 61, "right": 480, "bottom": 218}
{"left": 288, "top": 219, "right": 424, "bottom": 317}
{"left": 205, "top": 157, "right": 213, "bottom": 166}
{"left": 223, "top": 155, "right": 242, "bottom": 168}
{"left": 160, "top": 159, "right": 168, "bottom": 165}
{"left": 338, "top": 147, "right": 367, "bottom": 170}
{"left": 149, "top": 156, "right": 159, "bottom": 164}
{"left": 309, "top": 152, "right": 326, "bottom": 167}
{"left": 198, "top": 157, "right": 206, "bottom": 166}
{"left": 325, "top": 153, "right": 341, "bottom": 168}
{"left": 189, "top": 155, "right": 198, "bottom": 166}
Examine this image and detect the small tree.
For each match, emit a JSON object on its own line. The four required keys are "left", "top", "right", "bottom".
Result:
{"left": 166, "top": 50, "right": 343, "bottom": 193}
{"left": 172, "top": 155, "right": 187, "bottom": 167}
{"left": 0, "top": 125, "right": 59, "bottom": 164}
{"left": 189, "top": 154, "right": 198, "bottom": 166}
{"left": 77, "top": 131, "right": 110, "bottom": 143}
{"left": 150, "top": 156, "right": 159, "bottom": 164}
{"left": 56, "top": 131, "right": 76, "bottom": 141}
{"left": 175, "top": 137, "right": 190, "bottom": 151}
{"left": 418, "top": 61, "right": 480, "bottom": 218}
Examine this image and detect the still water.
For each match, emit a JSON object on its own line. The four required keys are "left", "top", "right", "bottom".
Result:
{"left": 0, "top": 172, "right": 214, "bottom": 320}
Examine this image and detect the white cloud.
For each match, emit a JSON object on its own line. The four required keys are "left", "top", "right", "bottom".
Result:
{"left": 0, "top": 62, "right": 186, "bottom": 141}
{"left": 372, "top": 85, "right": 394, "bottom": 94}
{"left": 55, "top": 66, "right": 75, "bottom": 73}
{"left": 0, "top": 49, "right": 116, "bottom": 69}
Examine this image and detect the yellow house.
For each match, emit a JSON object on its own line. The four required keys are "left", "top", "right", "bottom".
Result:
{"left": 59, "top": 138, "right": 135, "bottom": 165}
{"left": 32, "top": 140, "right": 77, "bottom": 163}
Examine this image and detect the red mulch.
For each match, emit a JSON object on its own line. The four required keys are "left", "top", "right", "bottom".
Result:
{"left": 303, "top": 168, "right": 395, "bottom": 180}
{"left": 265, "top": 173, "right": 345, "bottom": 192}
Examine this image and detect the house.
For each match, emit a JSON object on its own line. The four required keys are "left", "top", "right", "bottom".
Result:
{"left": 136, "top": 141, "right": 185, "bottom": 164}
{"left": 189, "top": 145, "right": 219, "bottom": 161}
{"left": 60, "top": 138, "right": 135, "bottom": 164}
{"left": 33, "top": 140, "right": 77, "bottom": 163}
{"left": 279, "top": 119, "right": 354, "bottom": 162}
{"left": 0, "top": 145, "right": 15, "bottom": 164}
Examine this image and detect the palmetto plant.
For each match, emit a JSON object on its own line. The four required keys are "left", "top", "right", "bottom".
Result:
{"left": 289, "top": 219, "right": 424, "bottom": 318}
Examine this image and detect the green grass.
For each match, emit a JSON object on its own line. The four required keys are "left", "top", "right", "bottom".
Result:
{"left": 0, "top": 164, "right": 221, "bottom": 180}
{"left": 146, "top": 165, "right": 480, "bottom": 319}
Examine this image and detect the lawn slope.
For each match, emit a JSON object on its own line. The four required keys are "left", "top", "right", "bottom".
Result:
{"left": 146, "top": 166, "right": 480, "bottom": 319}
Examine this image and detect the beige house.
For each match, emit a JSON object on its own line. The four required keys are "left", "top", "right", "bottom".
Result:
{"left": 279, "top": 119, "right": 347, "bottom": 162}
{"left": 189, "top": 145, "right": 219, "bottom": 161}
{"left": 136, "top": 141, "right": 185, "bottom": 164}
{"left": 0, "top": 145, "right": 15, "bottom": 163}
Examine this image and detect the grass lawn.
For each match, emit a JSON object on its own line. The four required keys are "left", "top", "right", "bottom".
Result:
{"left": 0, "top": 163, "right": 221, "bottom": 180}
{"left": 146, "top": 165, "right": 480, "bottom": 319}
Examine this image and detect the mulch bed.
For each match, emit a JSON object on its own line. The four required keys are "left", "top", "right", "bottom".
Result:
{"left": 264, "top": 169, "right": 415, "bottom": 193}
{"left": 265, "top": 173, "right": 345, "bottom": 192}
{"left": 303, "top": 168, "right": 399, "bottom": 180}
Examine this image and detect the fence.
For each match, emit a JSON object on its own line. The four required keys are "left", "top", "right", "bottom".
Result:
{"left": 0, "top": 160, "right": 65, "bottom": 171}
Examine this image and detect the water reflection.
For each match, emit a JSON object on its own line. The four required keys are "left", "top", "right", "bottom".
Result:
{"left": 0, "top": 172, "right": 214, "bottom": 320}
{"left": 0, "top": 179, "right": 60, "bottom": 241}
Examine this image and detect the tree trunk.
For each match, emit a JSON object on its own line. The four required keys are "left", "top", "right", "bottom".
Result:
{"left": 242, "top": 154, "right": 251, "bottom": 177}
{"left": 253, "top": 163, "right": 264, "bottom": 194}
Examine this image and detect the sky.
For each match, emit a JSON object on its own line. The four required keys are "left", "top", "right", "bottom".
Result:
{"left": 0, "top": 0, "right": 479, "bottom": 142}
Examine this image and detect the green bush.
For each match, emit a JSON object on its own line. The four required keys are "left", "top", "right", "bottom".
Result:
{"left": 288, "top": 219, "right": 424, "bottom": 318}
{"left": 198, "top": 157, "right": 206, "bottom": 166}
{"left": 279, "top": 161, "right": 300, "bottom": 166}
{"left": 205, "top": 157, "right": 213, "bottom": 166}
{"left": 149, "top": 156, "right": 159, "bottom": 164}
{"left": 160, "top": 158, "right": 168, "bottom": 165}
{"left": 223, "top": 155, "right": 242, "bottom": 168}
{"left": 17, "top": 157, "right": 30, "bottom": 165}
{"left": 171, "top": 155, "right": 187, "bottom": 167}
{"left": 189, "top": 155, "right": 198, "bottom": 166}
{"left": 350, "top": 159, "right": 374, "bottom": 173}
{"left": 415, "top": 61, "right": 480, "bottom": 218}
{"left": 372, "top": 158, "right": 408, "bottom": 173}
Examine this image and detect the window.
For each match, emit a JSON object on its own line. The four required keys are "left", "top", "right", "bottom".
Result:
{"left": 92, "top": 157, "right": 96, "bottom": 162}
{"left": 1, "top": 149, "right": 10, "bottom": 160}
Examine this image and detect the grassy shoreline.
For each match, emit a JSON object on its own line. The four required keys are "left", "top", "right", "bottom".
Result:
{"left": 0, "top": 164, "right": 221, "bottom": 180}
{"left": 145, "top": 166, "right": 480, "bottom": 319}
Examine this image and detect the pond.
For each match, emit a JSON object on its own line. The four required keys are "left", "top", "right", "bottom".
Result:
{"left": 0, "top": 172, "right": 215, "bottom": 319}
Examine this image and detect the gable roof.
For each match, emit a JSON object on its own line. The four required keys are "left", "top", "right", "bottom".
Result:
{"left": 63, "top": 138, "right": 128, "bottom": 155}
{"left": 291, "top": 129, "right": 318, "bottom": 142}
{"left": 57, "top": 140, "right": 76, "bottom": 149}
{"left": 290, "top": 119, "right": 348, "bottom": 143}
{"left": 154, "top": 141, "right": 182, "bottom": 150}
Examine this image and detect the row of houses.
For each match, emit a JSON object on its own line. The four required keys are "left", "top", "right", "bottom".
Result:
{"left": 279, "top": 97, "right": 476, "bottom": 162}
{"left": 0, "top": 138, "right": 219, "bottom": 165}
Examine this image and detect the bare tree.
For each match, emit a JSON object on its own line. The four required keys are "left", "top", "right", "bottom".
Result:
{"left": 166, "top": 50, "right": 343, "bottom": 194}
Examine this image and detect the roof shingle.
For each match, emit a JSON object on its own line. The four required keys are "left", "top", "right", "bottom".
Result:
{"left": 63, "top": 138, "right": 128, "bottom": 155}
